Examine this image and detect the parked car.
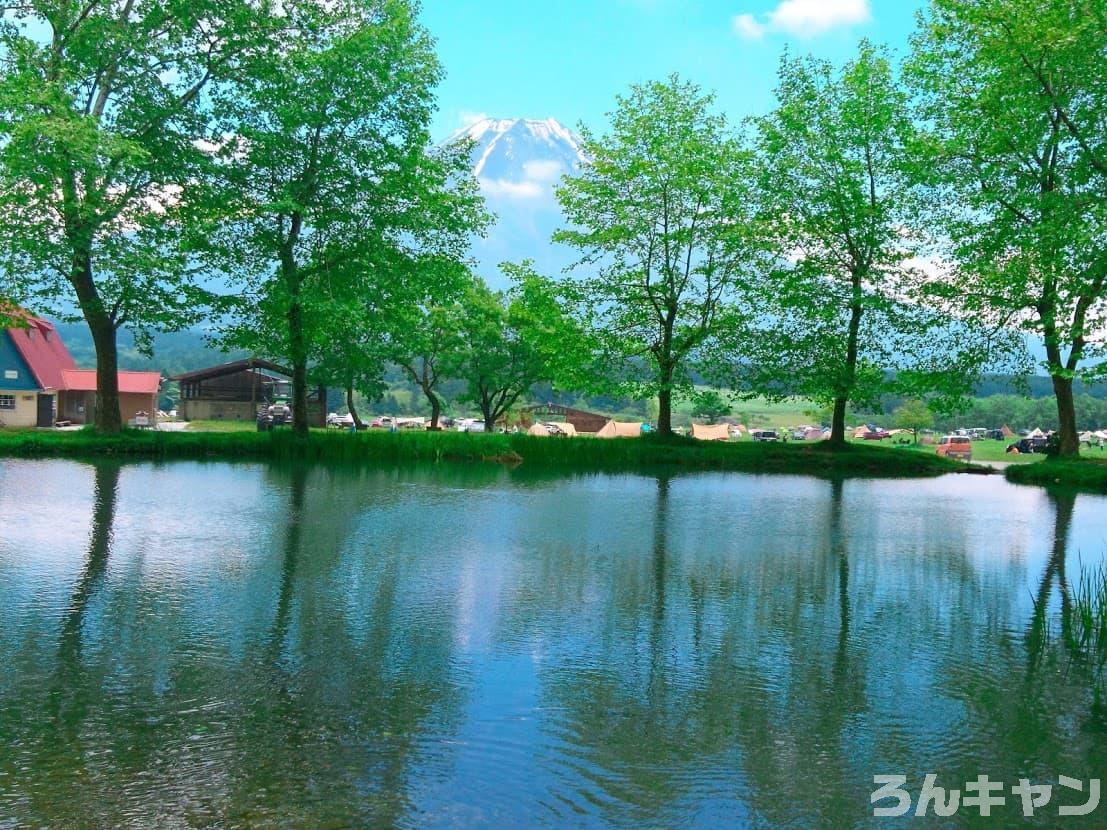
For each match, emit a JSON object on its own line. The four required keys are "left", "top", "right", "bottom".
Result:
{"left": 986, "top": 429, "right": 1005, "bottom": 440}
{"left": 751, "top": 429, "right": 779, "bottom": 442}
{"left": 791, "top": 428, "right": 807, "bottom": 441}
{"left": 936, "top": 435, "right": 973, "bottom": 461}
{"left": 371, "top": 416, "right": 393, "bottom": 429}
{"left": 862, "top": 429, "right": 891, "bottom": 440}
{"left": 1007, "top": 436, "right": 1049, "bottom": 454}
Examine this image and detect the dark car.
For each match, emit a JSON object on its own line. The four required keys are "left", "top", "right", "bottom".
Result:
{"left": 1007, "top": 436, "right": 1049, "bottom": 454}
{"left": 986, "top": 429, "right": 1005, "bottom": 440}
{"left": 752, "top": 429, "right": 779, "bottom": 442}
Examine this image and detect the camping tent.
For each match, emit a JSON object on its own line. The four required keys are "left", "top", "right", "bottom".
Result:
{"left": 804, "top": 427, "right": 824, "bottom": 440}
{"left": 1027, "top": 427, "right": 1047, "bottom": 439}
{"left": 1001, "top": 424, "right": 1014, "bottom": 438}
{"left": 595, "top": 419, "right": 643, "bottom": 438}
{"left": 853, "top": 426, "right": 870, "bottom": 439}
{"left": 691, "top": 423, "right": 730, "bottom": 441}
{"left": 528, "top": 421, "right": 577, "bottom": 436}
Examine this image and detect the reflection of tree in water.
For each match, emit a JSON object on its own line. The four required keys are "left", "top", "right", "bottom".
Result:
{"left": 49, "top": 462, "right": 122, "bottom": 731}
{"left": 218, "top": 463, "right": 468, "bottom": 828}
{"left": 1027, "top": 488, "right": 1076, "bottom": 670}
{"left": 7, "top": 462, "right": 472, "bottom": 828}
{"left": 531, "top": 476, "right": 872, "bottom": 825}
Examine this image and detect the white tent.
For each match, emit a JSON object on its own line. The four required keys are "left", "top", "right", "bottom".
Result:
{"left": 691, "top": 423, "right": 730, "bottom": 441}
{"left": 1027, "top": 427, "right": 1047, "bottom": 439}
{"left": 595, "top": 419, "right": 643, "bottom": 438}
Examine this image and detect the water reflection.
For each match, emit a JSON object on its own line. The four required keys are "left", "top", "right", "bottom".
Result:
{"left": 2, "top": 460, "right": 1107, "bottom": 826}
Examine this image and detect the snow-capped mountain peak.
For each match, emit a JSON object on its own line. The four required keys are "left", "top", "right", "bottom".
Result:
{"left": 446, "top": 117, "right": 586, "bottom": 187}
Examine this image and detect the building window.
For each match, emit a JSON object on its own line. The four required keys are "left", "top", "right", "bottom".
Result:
{"left": 0, "top": 395, "right": 14, "bottom": 410}
{"left": 3, "top": 369, "right": 16, "bottom": 380}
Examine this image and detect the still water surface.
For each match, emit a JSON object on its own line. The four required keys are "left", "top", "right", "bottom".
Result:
{"left": 1, "top": 459, "right": 1107, "bottom": 827}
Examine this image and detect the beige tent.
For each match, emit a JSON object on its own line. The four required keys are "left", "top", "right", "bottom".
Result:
{"left": 595, "top": 419, "right": 643, "bottom": 438}
{"left": 1027, "top": 427, "right": 1047, "bottom": 439}
{"left": 1000, "top": 424, "right": 1014, "bottom": 438}
{"left": 528, "top": 421, "right": 577, "bottom": 437}
{"left": 853, "top": 426, "right": 870, "bottom": 439}
{"left": 692, "top": 423, "right": 730, "bottom": 441}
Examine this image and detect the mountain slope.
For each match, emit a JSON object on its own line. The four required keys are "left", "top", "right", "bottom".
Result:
{"left": 445, "top": 117, "right": 586, "bottom": 283}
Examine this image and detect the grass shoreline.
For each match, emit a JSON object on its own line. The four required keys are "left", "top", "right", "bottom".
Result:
{"left": 1004, "top": 457, "right": 1107, "bottom": 491}
{"left": 0, "top": 428, "right": 981, "bottom": 479}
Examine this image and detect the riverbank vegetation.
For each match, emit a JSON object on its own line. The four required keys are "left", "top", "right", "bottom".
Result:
{"left": 0, "top": 0, "right": 1103, "bottom": 462}
{"left": 1005, "top": 457, "right": 1107, "bottom": 491}
{"left": 0, "top": 429, "right": 972, "bottom": 478}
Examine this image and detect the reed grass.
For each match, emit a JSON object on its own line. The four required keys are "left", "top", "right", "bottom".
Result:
{"left": 0, "top": 428, "right": 974, "bottom": 477}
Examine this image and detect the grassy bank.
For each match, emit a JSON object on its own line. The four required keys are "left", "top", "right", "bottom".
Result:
{"left": 1005, "top": 456, "right": 1107, "bottom": 491}
{"left": 0, "top": 429, "right": 974, "bottom": 478}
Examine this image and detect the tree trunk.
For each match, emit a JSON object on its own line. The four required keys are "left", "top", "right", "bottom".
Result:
{"left": 346, "top": 383, "right": 363, "bottom": 430}
{"left": 69, "top": 250, "right": 122, "bottom": 433}
{"left": 828, "top": 285, "right": 864, "bottom": 450}
{"left": 829, "top": 397, "right": 848, "bottom": 447}
{"left": 657, "top": 361, "right": 674, "bottom": 437}
{"left": 426, "top": 390, "right": 441, "bottom": 430}
{"left": 482, "top": 411, "right": 495, "bottom": 433}
{"left": 1051, "top": 374, "right": 1080, "bottom": 457}
{"left": 288, "top": 298, "right": 309, "bottom": 437}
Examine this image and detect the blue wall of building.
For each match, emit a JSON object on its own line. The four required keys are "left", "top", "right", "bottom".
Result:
{"left": 0, "top": 331, "right": 40, "bottom": 391}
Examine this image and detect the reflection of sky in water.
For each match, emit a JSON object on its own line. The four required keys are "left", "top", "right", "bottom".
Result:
{"left": 1, "top": 459, "right": 1106, "bottom": 828}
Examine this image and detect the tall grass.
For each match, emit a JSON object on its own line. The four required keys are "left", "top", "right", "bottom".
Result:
{"left": 1073, "top": 563, "right": 1107, "bottom": 671}
{"left": 0, "top": 428, "right": 970, "bottom": 477}
{"left": 1006, "top": 458, "right": 1107, "bottom": 491}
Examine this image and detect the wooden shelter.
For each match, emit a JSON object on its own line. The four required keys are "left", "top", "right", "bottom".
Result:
{"left": 171, "top": 359, "right": 326, "bottom": 426}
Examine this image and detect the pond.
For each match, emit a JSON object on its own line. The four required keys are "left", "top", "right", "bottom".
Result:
{"left": 1, "top": 459, "right": 1107, "bottom": 827}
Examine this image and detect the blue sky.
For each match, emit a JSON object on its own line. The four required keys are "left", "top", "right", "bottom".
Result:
{"left": 423, "top": 0, "right": 927, "bottom": 140}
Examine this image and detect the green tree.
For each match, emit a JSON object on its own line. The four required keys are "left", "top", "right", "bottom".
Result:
{"left": 908, "top": 0, "right": 1107, "bottom": 456}
{"left": 194, "top": 0, "right": 484, "bottom": 436}
{"left": 743, "top": 44, "right": 1012, "bottom": 447}
{"left": 389, "top": 260, "right": 471, "bottom": 430}
{"left": 692, "top": 390, "right": 732, "bottom": 424}
{"left": 892, "top": 399, "right": 934, "bottom": 443}
{"left": 0, "top": 0, "right": 263, "bottom": 431}
{"left": 554, "top": 75, "right": 757, "bottom": 436}
{"left": 448, "top": 267, "right": 565, "bottom": 432}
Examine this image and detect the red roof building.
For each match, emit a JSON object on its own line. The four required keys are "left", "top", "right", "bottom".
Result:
{"left": 1, "top": 315, "right": 161, "bottom": 427}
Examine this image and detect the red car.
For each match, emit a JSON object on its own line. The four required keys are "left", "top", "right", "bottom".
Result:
{"left": 862, "top": 429, "right": 891, "bottom": 440}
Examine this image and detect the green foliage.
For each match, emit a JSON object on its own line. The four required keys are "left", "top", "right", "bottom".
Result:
{"left": 742, "top": 43, "right": 1017, "bottom": 444}
{"left": 446, "top": 266, "right": 568, "bottom": 429}
{"left": 554, "top": 75, "right": 758, "bottom": 434}
{"left": 0, "top": 0, "right": 263, "bottom": 429}
{"left": 892, "top": 398, "right": 934, "bottom": 441}
{"left": 190, "top": 0, "right": 487, "bottom": 435}
{"left": 908, "top": 0, "right": 1107, "bottom": 455}
{"left": 691, "top": 389, "right": 732, "bottom": 424}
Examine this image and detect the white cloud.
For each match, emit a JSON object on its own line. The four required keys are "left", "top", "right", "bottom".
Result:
{"left": 479, "top": 160, "right": 568, "bottom": 201}
{"left": 522, "top": 160, "right": 564, "bottom": 183}
{"left": 732, "top": 13, "right": 765, "bottom": 39}
{"left": 733, "top": 0, "right": 871, "bottom": 40}
{"left": 478, "top": 178, "right": 545, "bottom": 200}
